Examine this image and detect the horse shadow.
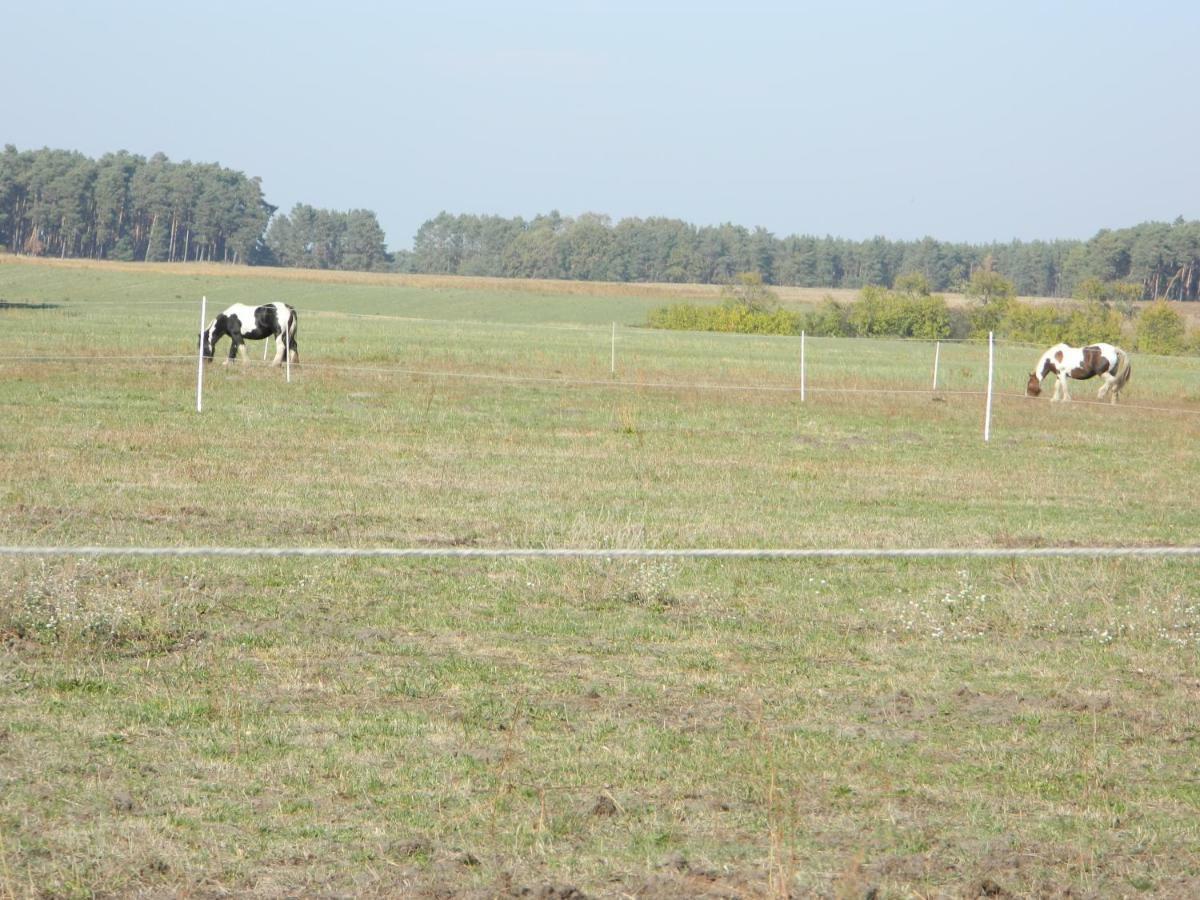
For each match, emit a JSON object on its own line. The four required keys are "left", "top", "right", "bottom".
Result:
{"left": 0, "top": 300, "right": 61, "bottom": 310}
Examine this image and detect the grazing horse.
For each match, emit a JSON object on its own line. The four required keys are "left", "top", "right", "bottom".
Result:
{"left": 1026, "top": 342, "right": 1131, "bottom": 403}
{"left": 201, "top": 302, "right": 298, "bottom": 366}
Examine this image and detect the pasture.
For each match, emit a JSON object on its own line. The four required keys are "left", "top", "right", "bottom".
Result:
{"left": 2, "top": 256, "right": 1200, "bottom": 898}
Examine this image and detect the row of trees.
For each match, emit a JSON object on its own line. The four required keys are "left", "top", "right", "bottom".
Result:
{"left": 263, "top": 205, "right": 388, "bottom": 271}
{"left": 4, "top": 145, "right": 1199, "bottom": 298}
{"left": 0, "top": 146, "right": 389, "bottom": 270}
{"left": 404, "top": 212, "right": 1200, "bottom": 301}
{"left": 0, "top": 146, "right": 275, "bottom": 264}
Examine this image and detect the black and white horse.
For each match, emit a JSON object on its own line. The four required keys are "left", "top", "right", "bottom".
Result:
{"left": 201, "top": 302, "right": 298, "bottom": 366}
{"left": 1026, "top": 342, "right": 1131, "bottom": 403}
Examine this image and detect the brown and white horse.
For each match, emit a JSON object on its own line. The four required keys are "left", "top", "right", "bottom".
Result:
{"left": 1026, "top": 342, "right": 1131, "bottom": 403}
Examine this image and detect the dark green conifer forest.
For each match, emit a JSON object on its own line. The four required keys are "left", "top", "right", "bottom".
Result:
{"left": 2, "top": 145, "right": 1197, "bottom": 299}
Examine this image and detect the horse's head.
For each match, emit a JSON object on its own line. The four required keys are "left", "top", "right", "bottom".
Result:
{"left": 1025, "top": 371, "right": 1042, "bottom": 397}
{"left": 199, "top": 315, "right": 227, "bottom": 362}
{"left": 198, "top": 328, "right": 215, "bottom": 362}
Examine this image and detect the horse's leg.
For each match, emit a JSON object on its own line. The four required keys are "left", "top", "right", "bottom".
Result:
{"left": 1061, "top": 377, "right": 1071, "bottom": 402}
{"left": 1107, "top": 373, "right": 1121, "bottom": 403}
{"left": 1051, "top": 376, "right": 1062, "bottom": 402}
{"left": 271, "top": 331, "right": 284, "bottom": 367}
{"left": 289, "top": 334, "right": 299, "bottom": 366}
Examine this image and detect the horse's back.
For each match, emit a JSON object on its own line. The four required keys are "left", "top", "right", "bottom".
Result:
{"left": 218, "top": 303, "right": 258, "bottom": 324}
{"left": 1085, "top": 342, "right": 1129, "bottom": 372}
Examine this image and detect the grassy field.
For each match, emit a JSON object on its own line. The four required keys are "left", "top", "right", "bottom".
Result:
{"left": 2, "top": 257, "right": 1200, "bottom": 898}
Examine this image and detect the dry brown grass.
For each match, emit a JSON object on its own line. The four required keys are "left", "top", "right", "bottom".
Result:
{"left": 3, "top": 259, "right": 1200, "bottom": 898}
{"left": 0, "top": 253, "right": 734, "bottom": 300}
{"left": 13, "top": 251, "right": 1200, "bottom": 323}
{"left": 0, "top": 252, "right": 875, "bottom": 306}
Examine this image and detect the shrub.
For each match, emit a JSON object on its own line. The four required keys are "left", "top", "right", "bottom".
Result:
{"left": 903, "top": 294, "right": 954, "bottom": 340}
{"left": 719, "top": 271, "right": 777, "bottom": 311}
{"left": 1136, "top": 301, "right": 1188, "bottom": 355}
{"left": 849, "top": 285, "right": 950, "bottom": 339}
{"left": 894, "top": 272, "right": 932, "bottom": 296}
{"left": 944, "top": 307, "right": 971, "bottom": 339}
{"left": 985, "top": 299, "right": 1125, "bottom": 347}
{"left": 649, "top": 287, "right": 950, "bottom": 340}
{"left": 1061, "top": 305, "right": 1123, "bottom": 347}
{"left": 965, "top": 268, "right": 1016, "bottom": 306}
{"left": 646, "top": 302, "right": 710, "bottom": 332}
{"left": 968, "top": 295, "right": 1015, "bottom": 337}
{"left": 995, "top": 302, "right": 1064, "bottom": 345}
{"left": 803, "top": 297, "right": 852, "bottom": 336}
{"left": 1074, "top": 278, "right": 1141, "bottom": 319}
{"left": 646, "top": 301, "right": 802, "bottom": 336}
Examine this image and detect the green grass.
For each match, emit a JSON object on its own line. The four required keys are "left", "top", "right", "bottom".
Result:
{"left": 2, "top": 258, "right": 1200, "bottom": 898}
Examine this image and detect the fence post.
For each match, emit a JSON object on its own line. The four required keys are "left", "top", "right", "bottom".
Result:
{"left": 984, "top": 331, "right": 994, "bottom": 442}
{"left": 800, "top": 330, "right": 806, "bottom": 402}
{"left": 196, "top": 295, "right": 207, "bottom": 413}
{"left": 932, "top": 340, "right": 941, "bottom": 391}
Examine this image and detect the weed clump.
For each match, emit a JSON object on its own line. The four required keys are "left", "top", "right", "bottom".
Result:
{"left": 0, "top": 559, "right": 201, "bottom": 652}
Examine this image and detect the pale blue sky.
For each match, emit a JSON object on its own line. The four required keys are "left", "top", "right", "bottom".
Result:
{"left": 7, "top": 0, "right": 1198, "bottom": 249}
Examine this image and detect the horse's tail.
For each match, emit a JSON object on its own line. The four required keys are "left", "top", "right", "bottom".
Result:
{"left": 1112, "top": 347, "right": 1132, "bottom": 393}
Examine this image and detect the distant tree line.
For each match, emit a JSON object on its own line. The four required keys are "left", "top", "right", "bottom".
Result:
{"left": 4, "top": 145, "right": 1200, "bottom": 298}
{"left": 0, "top": 145, "right": 388, "bottom": 270}
{"left": 405, "top": 211, "right": 1200, "bottom": 301}
{"left": 0, "top": 146, "right": 274, "bottom": 264}
{"left": 262, "top": 205, "right": 388, "bottom": 271}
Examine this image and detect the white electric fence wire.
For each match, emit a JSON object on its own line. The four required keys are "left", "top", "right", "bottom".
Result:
{"left": 1, "top": 545, "right": 1198, "bottom": 560}
{"left": 2, "top": 352, "right": 1200, "bottom": 416}
{"left": 0, "top": 354, "right": 197, "bottom": 361}
{"left": 24, "top": 297, "right": 1200, "bottom": 360}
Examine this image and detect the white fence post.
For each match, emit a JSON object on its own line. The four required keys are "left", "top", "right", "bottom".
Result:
{"left": 800, "top": 330, "right": 806, "bottom": 402}
{"left": 932, "top": 340, "right": 941, "bottom": 391}
{"left": 196, "top": 295, "right": 207, "bottom": 413}
{"left": 984, "top": 331, "right": 995, "bottom": 442}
